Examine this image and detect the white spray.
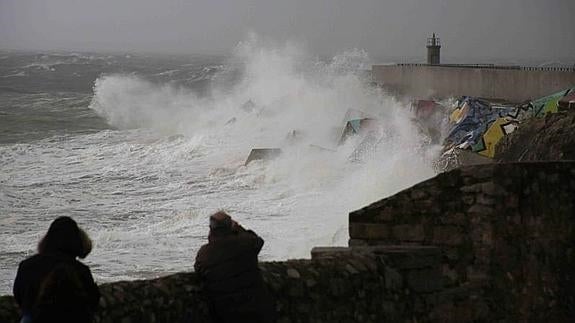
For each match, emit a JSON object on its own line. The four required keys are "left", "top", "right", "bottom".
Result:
{"left": 88, "top": 36, "right": 438, "bottom": 279}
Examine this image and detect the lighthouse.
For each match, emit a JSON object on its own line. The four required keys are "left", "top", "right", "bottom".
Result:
{"left": 427, "top": 33, "right": 441, "bottom": 65}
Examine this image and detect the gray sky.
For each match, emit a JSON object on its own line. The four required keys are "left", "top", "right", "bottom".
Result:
{"left": 1, "top": 0, "right": 574, "bottom": 62}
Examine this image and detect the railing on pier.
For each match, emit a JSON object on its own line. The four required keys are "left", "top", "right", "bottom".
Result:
{"left": 394, "top": 63, "right": 575, "bottom": 72}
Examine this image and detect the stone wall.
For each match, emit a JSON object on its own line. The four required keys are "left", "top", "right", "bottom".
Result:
{"left": 350, "top": 161, "right": 575, "bottom": 321}
{"left": 372, "top": 64, "right": 575, "bottom": 102}
{"left": 0, "top": 246, "right": 450, "bottom": 323}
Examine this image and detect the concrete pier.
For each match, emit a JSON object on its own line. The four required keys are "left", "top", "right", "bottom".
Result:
{"left": 372, "top": 64, "right": 575, "bottom": 102}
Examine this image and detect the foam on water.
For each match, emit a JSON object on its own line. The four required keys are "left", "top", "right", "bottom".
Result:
{"left": 0, "top": 37, "right": 439, "bottom": 293}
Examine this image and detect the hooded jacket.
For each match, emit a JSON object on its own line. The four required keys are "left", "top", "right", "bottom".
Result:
{"left": 194, "top": 227, "right": 275, "bottom": 322}
{"left": 13, "top": 217, "right": 100, "bottom": 323}
{"left": 13, "top": 252, "right": 100, "bottom": 323}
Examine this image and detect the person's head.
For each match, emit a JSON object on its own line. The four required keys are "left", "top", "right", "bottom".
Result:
{"left": 208, "top": 211, "right": 234, "bottom": 242}
{"left": 209, "top": 211, "right": 232, "bottom": 233}
{"left": 38, "top": 216, "right": 92, "bottom": 259}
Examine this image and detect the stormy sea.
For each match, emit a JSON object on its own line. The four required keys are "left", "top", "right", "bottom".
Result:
{"left": 0, "top": 40, "right": 439, "bottom": 294}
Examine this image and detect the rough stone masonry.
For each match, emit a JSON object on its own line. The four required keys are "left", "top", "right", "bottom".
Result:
{"left": 350, "top": 161, "right": 575, "bottom": 322}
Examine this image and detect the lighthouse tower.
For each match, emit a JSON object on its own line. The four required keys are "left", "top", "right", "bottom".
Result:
{"left": 427, "top": 33, "right": 441, "bottom": 65}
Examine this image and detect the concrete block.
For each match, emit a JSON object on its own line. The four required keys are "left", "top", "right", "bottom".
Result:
{"left": 244, "top": 148, "right": 282, "bottom": 165}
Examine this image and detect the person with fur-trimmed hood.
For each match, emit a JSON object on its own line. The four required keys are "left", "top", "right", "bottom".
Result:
{"left": 13, "top": 216, "right": 100, "bottom": 323}
{"left": 194, "top": 211, "right": 276, "bottom": 323}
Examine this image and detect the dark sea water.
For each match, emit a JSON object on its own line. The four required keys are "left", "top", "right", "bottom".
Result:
{"left": 0, "top": 47, "right": 438, "bottom": 295}
{"left": 0, "top": 52, "right": 225, "bottom": 144}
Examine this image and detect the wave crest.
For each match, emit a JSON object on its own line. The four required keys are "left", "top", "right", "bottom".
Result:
{"left": 90, "top": 74, "right": 203, "bottom": 132}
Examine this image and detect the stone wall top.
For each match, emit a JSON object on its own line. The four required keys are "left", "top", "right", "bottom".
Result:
{"left": 0, "top": 246, "right": 455, "bottom": 323}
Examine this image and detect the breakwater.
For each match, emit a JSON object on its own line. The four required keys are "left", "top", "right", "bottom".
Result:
{"left": 372, "top": 64, "right": 575, "bottom": 101}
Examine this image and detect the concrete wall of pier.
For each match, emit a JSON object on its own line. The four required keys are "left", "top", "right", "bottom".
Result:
{"left": 372, "top": 64, "right": 575, "bottom": 101}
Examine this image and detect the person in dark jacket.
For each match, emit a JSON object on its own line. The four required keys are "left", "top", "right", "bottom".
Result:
{"left": 194, "top": 211, "right": 276, "bottom": 323}
{"left": 13, "top": 216, "right": 100, "bottom": 323}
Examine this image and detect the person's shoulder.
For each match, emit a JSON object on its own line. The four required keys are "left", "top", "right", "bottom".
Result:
{"left": 68, "top": 259, "right": 96, "bottom": 281}
{"left": 235, "top": 230, "right": 262, "bottom": 241}
{"left": 73, "top": 259, "right": 91, "bottom": 271}
{"left": 196, "top": 243, "right": 210, "bottom": 256}
{"left": 18, "top": 253, "right": 45, "bottom": 268}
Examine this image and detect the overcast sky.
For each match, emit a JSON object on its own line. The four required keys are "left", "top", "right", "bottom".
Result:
{"left": 1, "top": 0, "right": 574, "bottom": 62}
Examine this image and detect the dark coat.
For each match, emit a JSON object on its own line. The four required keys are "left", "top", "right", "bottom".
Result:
{"left": 194, "top": 228, "right": 275, "bottom": 323}
{"left": 13, "top": 252, "right": 100, "bottom": 323}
